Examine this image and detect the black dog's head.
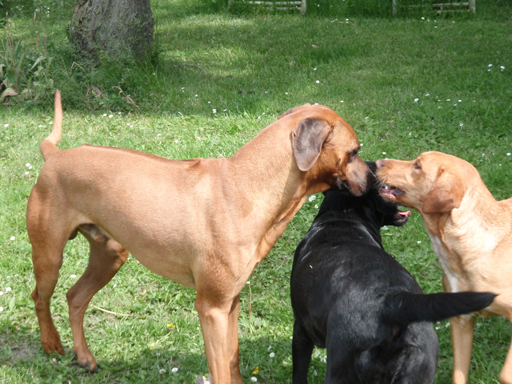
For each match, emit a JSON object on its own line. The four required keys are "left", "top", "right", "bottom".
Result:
{"left": 319, "top": 162, "right": 411, "bottom": 228}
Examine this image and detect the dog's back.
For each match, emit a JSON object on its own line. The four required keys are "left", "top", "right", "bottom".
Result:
{"left": 290, "top": 169, "right": 496, "bottom": 384}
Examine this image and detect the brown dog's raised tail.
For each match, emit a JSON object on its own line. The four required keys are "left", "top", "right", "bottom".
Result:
{"left": 40, "top": 90, "right": 63, "bottom": 161}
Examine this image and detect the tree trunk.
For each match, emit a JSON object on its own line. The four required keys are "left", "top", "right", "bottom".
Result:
{"left": 69, "top": 0, "right": 154, "bottom": 62}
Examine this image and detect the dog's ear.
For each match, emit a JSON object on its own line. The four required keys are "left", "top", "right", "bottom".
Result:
{"left": 278, "top": 103, "right": 311, "bottom": 119}
{"left": 422, "top": 170, "right": 465, "bottom": 214}
{"left": 291, "top": 117, "right": 332, "bottom": 171}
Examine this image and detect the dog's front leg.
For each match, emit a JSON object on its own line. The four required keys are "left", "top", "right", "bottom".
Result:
{"left": 227, "top": 294, "right": 242, "bottom": 383}
{"left": 292, "top": 321, "right": 314, "bottom": 384}
{"left": 499, "top": 333, "right": 512, "bottom": 384}
{"left": 450, "top": 315, "right": 476, "bottom": 384}
{"left": 195, "top": 292, "right": 242, "bottom": 384}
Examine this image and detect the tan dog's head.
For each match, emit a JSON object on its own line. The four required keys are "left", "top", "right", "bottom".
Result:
{"left": 280, "top": 104, "right": 370, "bottom": 196}
{"left": 375, "top": 151, "right": 469, "bottom": 214}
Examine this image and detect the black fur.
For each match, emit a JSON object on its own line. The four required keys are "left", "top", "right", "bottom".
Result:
{"left": 290, "top": 162, "right": 496, "bottom": 384}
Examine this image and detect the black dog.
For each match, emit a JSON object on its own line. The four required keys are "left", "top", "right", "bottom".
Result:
{"left": 290, "top": 162, "right": 496, "bottom": 384}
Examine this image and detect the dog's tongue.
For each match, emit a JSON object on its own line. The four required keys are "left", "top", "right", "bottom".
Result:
{"left": 398, "top": 210, "right": 411, "bottom": 218}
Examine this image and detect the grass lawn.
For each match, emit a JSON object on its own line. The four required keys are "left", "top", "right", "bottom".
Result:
{"left": 1, "top": 0, "right": 512, "bottom": 382}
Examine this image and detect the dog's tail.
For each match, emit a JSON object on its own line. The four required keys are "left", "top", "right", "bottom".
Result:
{"left": 40, "top": 90, "right": 63, "bottom": 161}
{"left": 382, "top": 290, "right": 497, "bottom": 326}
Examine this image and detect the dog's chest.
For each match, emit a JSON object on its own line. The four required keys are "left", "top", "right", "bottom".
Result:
{"left": 427, "top": 233, "right": 461, "bottom": 292}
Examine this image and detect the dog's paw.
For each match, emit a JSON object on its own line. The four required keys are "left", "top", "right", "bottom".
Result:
{"left": 195, "top": 374, "right": 211, "bottom": 384}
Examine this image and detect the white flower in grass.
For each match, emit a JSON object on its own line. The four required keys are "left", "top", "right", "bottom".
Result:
{"left": 382, "top": 152, "right": 386, "bottom": 155}
{"left": 172, "top": 367, "right": 178, "bottom": 373}
{"left": 268, "top": 345, "right": 272, "bottom": 351}
{"left": 0, "top": 292, "right": 3, "bottom": 296}
{"left": 25, "top": 172, "right": 29, "bottom": 175}
{"left": 269, "top": 352, "right": 275, "bottom": 358}
{"left": 159, "top": 368, "right": 166, "bottom": 374}
{"left": 316, "top": 80, "right": 320, "bottom": 84}
{"left": 70, "top": 274, "right": 77, "bottom": 278}
{"left": 417, "top": 241, "right": 422, "bottom": 244}
{"left": 507, "top": 153, "right": 511, "bottom": 156}
{"left": 109, "top": 114, "right": 113, "bottom": 118}
{"left": 414, "top": 98, "right": 419, "bottom": 103}
{"left": 251, "top": 377, "right": 258, "bottom": 382}
{"left": 0, "top": 307, "right": 3, "bottom": 312}
{"left": 10, "top": 236, "right": 15, "bottom": 241}
{"left": 5, "top": 287, "right": 11, "bottom": 292}
{"left": 4, "top": 124, "right": 8, "bottom": 128}
{"left": 309, "top": 195, "right": 317, "bottom": 202}
{"left": 501, "top": 66, "right": 505, "bottom": 71}
{"left": 489, "top": 64, "right": 493, "bottom": 67}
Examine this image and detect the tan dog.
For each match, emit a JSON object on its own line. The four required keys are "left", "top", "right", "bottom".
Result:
{"left": 27, "top": 91, "right": 370, "bottom": 383}
{"left": 375, "top": 151, "right": 510, "bottom": 384}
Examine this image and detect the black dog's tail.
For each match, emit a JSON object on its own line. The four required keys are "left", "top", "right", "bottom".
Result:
{"left": 382, "top": 291, "right": 497, "bottom": 326}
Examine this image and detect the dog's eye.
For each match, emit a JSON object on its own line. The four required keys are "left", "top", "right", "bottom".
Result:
{"left": 347, "top": 149, "right": 358, "bottom": 163}
{"left": 413, "top": 162, "right": 421, "bottom": 170}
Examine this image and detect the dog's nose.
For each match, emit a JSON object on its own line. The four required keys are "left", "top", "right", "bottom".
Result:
{"left": 376, "top": 159, "right": 386, "bottom": 169}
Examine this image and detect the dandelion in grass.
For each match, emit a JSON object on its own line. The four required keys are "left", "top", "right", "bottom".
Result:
{"left": 167, "top": 324, "right": 175, "bottom": 328}
{"left": 252, "top": 366, "right": 259, "bottom": 375}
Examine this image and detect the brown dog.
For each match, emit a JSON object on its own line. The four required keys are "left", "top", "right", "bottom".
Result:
{"left": 27, "top": 91, "right": 370, "bottom": 383}
{"left": 375, "top": 151, "right": 510, "bottom": 384}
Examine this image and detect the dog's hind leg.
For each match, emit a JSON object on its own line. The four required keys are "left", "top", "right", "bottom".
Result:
{"left": 66, "top": 225, "right": 129, "bottom": 372}
{"left": 27, "top": 193, "right": 71, "bottom": 357}
{"left": 291, "top": 321, "right": 314, "bottom": 384}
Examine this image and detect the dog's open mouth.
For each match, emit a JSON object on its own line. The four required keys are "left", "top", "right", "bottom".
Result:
{"left": 395, "top": 209, "right": 411, "bottom": 226}
{"left": 380, "top": 184, "right": 405, "bottom": 200}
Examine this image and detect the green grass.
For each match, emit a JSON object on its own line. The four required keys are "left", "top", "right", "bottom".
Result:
{"left": 1, "top": 0, "right": 512, "bottom": 382}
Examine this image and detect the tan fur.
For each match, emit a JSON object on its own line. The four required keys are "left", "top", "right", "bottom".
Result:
{"left": 27, "top": 91, "right": 369, "bottom": 383}
{"left": 376, "top": 151, "right": 512, "bottom": 384}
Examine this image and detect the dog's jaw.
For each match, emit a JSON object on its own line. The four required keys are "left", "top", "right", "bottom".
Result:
{"left": 379, "top": 184, "right": 405, "bottom": 202}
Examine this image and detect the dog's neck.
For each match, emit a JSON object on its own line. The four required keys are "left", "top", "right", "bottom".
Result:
{"left": 421, "top": 182, "right": 511, "bottom": 292}
{"left": 228, "top": 123, "right": 331, "bottom": 260}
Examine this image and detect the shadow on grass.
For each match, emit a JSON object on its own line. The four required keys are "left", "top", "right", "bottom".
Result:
{"left": 0, "top": 325, "right": 298, "bottom": 383}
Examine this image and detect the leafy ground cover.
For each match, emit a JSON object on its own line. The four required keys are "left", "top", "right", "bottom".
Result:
{"left": 1, "top": 0, "right": 511, "bottom": 382}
